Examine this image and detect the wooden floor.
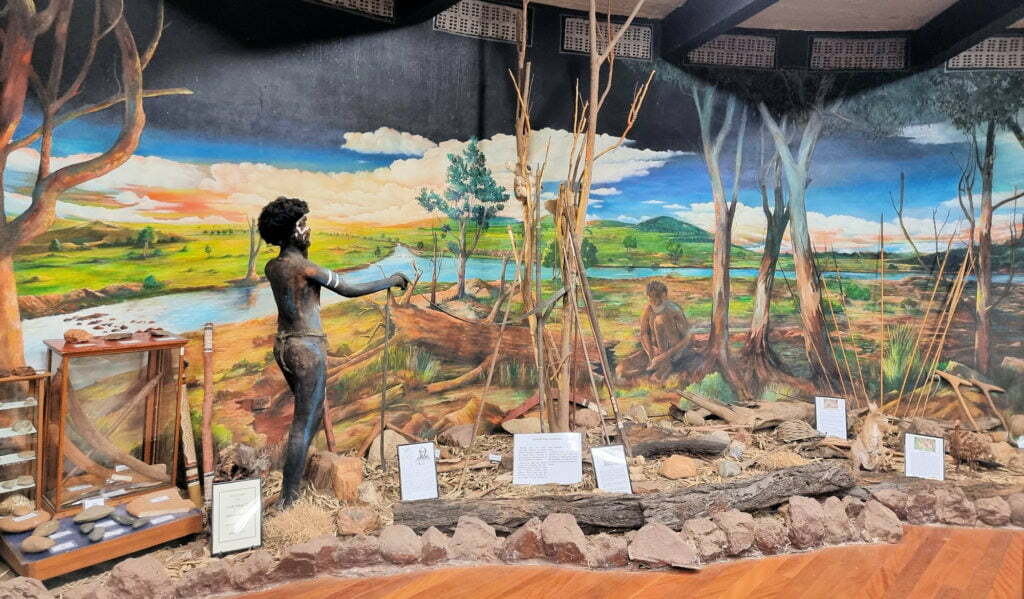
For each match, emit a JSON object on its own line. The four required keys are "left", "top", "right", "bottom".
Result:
{"left": 240, "top": 526, "right": 1024, "bottom": 599}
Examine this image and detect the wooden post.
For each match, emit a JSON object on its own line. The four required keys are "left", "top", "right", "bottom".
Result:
{"left": 201, "top": 323, "right": 215, "bottom": 510}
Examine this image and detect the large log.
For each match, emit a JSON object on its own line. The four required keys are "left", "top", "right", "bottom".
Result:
{"left": 624, "top": 424, "right": 728, "bottom": 458}
{"left": 392, "top": 461, "right": 854, "bottom": 534}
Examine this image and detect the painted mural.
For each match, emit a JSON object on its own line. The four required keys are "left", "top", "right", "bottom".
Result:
{"left": 3, "top": 1, "right": 1023, "bottom": 456}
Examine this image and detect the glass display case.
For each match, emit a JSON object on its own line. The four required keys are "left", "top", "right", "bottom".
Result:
{"left": 43, "top": 333, "right": 187, "bottom": 516}
{"left": 0, "top": 371, "right": 47, "bottom": 510}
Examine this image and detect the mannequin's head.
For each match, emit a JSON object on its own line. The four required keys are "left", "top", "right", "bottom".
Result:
{"left": 258, "top": 197, "right": 310, "bottom": 249}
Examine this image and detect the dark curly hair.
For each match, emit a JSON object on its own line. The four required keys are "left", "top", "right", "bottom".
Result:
{"left": 645, "top": 280, "right": 668, "bottom": 297}
{"left": 258, "top": 197, "right": 309, "bottom": 247}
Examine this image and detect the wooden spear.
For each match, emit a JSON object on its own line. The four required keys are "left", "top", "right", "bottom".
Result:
{"left": 201, "top": 323, "right": 215, "bottom": 510}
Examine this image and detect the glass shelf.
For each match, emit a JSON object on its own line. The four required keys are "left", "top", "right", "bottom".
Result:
{"left": 0, "top": 424, "right": 36, "bottom": 440}
{"left": 0, "top": 398, "right": 37, "bottom": 412}
{"left": 0, "top": 477, "right": 35, "bottom": 495}
{"left": 0, "top": 451, "right": 35, "bottom": 467}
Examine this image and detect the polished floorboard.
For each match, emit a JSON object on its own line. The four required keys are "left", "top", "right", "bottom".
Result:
{"left": 239, "top": 526, "right": 1024, "bottom": 599}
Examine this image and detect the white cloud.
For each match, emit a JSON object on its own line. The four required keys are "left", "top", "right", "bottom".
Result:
{"left": 342, "top": 127, "right": 437, "bottom": 156}
{"left": 642, "top": 199, "right": 664, "bottom": 205}
{"left": 6, "top": 148, "right": 206, "bottom": 191}
{"left": 591, "top": 187, "right": 621, "bottom": 196}
{"left": 663, "top": 203, "right": 687, "bottom": 210}
{"left": 3, "top": 191, "right": 228, "bottom": 225}
{"left": 901, "top": 123, "right": 966, "bottom": 145}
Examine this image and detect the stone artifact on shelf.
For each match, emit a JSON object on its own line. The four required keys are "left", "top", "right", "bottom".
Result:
{"left": 63, "top": 329, "right": 93, "bottom": 344}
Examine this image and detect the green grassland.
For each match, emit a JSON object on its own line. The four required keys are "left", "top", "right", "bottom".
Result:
{"left": 14, "top": 215, "right": 909, "bottom": 299}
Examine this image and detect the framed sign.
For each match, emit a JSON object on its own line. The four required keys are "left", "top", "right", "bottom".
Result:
{"left": 814, "top": 396, "right": 848, "bottom": 439}
{"left": 397, "top": 442, "right": 439, "bottom": 501}
{"left": 904, "top": 433, "right": 945, "bottom": 481}
{"left": 591, "top": 445, "right": 632, "bottom": 494}
{"left": 513, "top": 433, "right": 582, "bottom": 485}
{"left": 211, "top": 478, "right": 262, "bottom": 555}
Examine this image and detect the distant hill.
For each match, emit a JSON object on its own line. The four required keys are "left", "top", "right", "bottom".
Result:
{"left": 637, "top": 216, "right": 713, "bottom": 242}
{"left": 21, "top": 221, "right": 186, "bottom": 253}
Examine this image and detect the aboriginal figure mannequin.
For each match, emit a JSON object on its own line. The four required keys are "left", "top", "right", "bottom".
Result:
{"left": 258, "top": 197, "right": 408, "bottom": 507}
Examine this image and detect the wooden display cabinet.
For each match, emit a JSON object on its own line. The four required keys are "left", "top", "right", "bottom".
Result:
{"left": 0, "top": 333, "right": 203, "bottom": 580}
{"left": 0, "top": 371, "right": 48, "bottom": 510}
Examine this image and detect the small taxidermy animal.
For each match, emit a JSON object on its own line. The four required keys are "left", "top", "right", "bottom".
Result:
{"left": 850, "top": 401, "right": 894, "bottom": 472}
{"left": 948, "top": 420, "right": 990, "bottom": 472}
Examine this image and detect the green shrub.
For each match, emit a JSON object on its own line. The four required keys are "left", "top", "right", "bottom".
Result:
{"left": 211, "top": 424, "right": 233, "bottom": 450}
{"left": 682, "top": 372, "right": 737, "bottom": 409}
{"left": 142, "top": 275, "right": 164, "bottom": 290}
{"left": 882, "top": 323, "right": 924, "bottom": 395}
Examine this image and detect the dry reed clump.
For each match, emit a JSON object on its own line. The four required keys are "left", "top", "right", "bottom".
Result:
{"left": 752, "top": 449, "right": 809, "bottom": 470}
{"left": 263, "top": 493, "right": 337, "bottom": 554}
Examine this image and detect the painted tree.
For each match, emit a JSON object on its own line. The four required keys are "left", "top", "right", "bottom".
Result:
{"left": 757, "top": 75, "right": 836, "bottom": 382}
{"left": 690, "top": 83, "right": 748, "bottom": 395}
{"left": 928, "top": 71, "right": 1024, "bottom": 373}
{"left": 245, "top": 216, "right": 263, "bottom": 282}
{"left": 741, "top": 124, "right": 791, "bottom": 382}
{"left": 135, "top": 225, "right": 156, "bottom": 257}
{"left": 0, "top": 1, "right": 190, "bottom": 368}
{"left": 416, "top": 139, "right": 508, "bottom": 299}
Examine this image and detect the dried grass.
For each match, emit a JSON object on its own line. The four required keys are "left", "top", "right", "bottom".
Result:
{"left": 263, "top": 493, "right": 336, "bottom": 554}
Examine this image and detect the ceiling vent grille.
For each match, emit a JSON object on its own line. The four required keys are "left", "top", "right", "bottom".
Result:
{"left": 562, "top": 17, "right": 653, "bottom": 61}
{"left": 307, "top": 0, "right": 394, "bottom": 19}
{"left": 810, "top": 37, "right": 906, "bottom": 70}
{"left": 434, "top": 0, "right": 522, "bottom": 43}
{"left": 948, "top": 36, "right": 1024, "bottom": 70}
{"left": 687, "top": 34, "right": 776, "bottom": 68}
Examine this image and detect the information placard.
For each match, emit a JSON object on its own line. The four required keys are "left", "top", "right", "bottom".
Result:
{"left": 904, "top": 433, "right": 944, "bottom": 481}
{"left": 814, "top": 396, "right": 848, "bottom": 440}
{"left": 211, "top": 478, "right": 262, "bottom": 555}
{"left": 398, "top": 442, "right": 439, "bottom": 501}
{"left": 591, "top": 445, "right": 632, "bottom": 494}
{"left": 513, "top": 433, "right": 582, "bottom": 485}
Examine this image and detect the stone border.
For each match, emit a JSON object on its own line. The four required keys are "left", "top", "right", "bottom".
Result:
{"left": 6, "top": 490, "right": 1021, "bottom": 598}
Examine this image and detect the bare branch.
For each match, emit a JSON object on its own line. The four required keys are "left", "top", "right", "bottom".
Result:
{"left": 889, "top": 171, "right": 926, "bottom": 269}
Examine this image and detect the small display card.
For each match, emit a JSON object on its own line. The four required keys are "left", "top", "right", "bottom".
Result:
{"left": 513, "top": 433, "right": 582, "bottom": 485}
{"left": 397, "top": 442, "right": 439, "bottom": 501}
{"left": 591, "top": 445, "right": 632, "bottom": 494}
{"left": 211, "top": 478, "right": 262, "bottom": 555}
{"left": 904, "top": 433, "right": 945, "bottom": 481}
{"left": 814, "top": 396, "right": 848, "bottom": 440}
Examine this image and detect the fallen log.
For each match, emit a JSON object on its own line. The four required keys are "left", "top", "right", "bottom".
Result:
{"left": 623, "top": 424, "right": 728, "bottom": 458}
{"left": 392, "top": 461, "right": 854, "bottom": 534}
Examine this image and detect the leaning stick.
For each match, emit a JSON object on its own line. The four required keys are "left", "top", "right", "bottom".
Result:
{"left": 202, "top": 323, "right": 216, "bottom": 509}
{"left": 831, "top": 267, "right": 871, "bottom": 405}
{"left": 821, "top": 281, "right": 857, "bottom": 405}
{"left": 571, "top": 285, "right": 610, "bottom": 445}
{"left": 379, "top": 289, "right": 392, "bottom": 472}
{"left": 179, "top": 382, "right": 202, "bottom": 508}
{"left": 878, "top": 215, "right": 885, "bottom": 407}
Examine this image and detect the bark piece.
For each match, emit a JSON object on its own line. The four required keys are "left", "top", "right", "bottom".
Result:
{"left": 626, "top": 425, "right": 728, "bottom": 458}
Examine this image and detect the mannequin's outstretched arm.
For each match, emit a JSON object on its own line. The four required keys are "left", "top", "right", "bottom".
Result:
{"left": 306, "top": 263, "right": 408, "bottom": 298}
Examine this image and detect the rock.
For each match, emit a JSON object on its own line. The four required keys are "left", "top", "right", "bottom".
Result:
{"left": 334, "top": 535, "right": 382, "bottom": 568}
{"left": 841, "top": 496, "right": 865, "bottom": 519}
{"left": 0, "top": 494, "right": 32, "bottom": 516}
{"left": 20, "top": 535, "right": 55, "bottom": 553}
{"left": 1007, "top": 493, "right": 1024, "bottom": 526}
{"left": 501, "top": 417, "right": 542, "bottom": 435}
{"left": 786, "top": 496, "right": 826, "bottom": 549}
{"left": 0, "top": 577, "right": 51, "bottom": 598}
{"left": 441, "top": 424, "right": 479, "bottom": 449}
{"left": 12, "top": 504, "right": 31, "bottom": 516}
{"left": 682, "top": 517, "right": 727, "bottom": 561}
{"left": 450, "top": 515, "right": 498, "bottom": 561}
{"left": 230, "top": 549, "right": 276, "bottom": 591}
{"left": 336, "top": 506, "right": 379, "bottom": 535}
{"left": 64, "top": 329, "right": 93, "bottom": 344}
{"left": 74, "top": 505, "right": 115, "bottom": 523}
{"left": 990, "top": 431, "right": 1008, "bottom": 443}
{"left": 989, "top": 442, "right": 1019, "bottom": 466}
{"left": 632, "top": 480, "right": 671, "bottom": 494}
{"left": 711, "top": 510, "right": 755, "bottom": 556}
{"left": 822, "top": 497, "right": 857, "bottom": 544}
{"left": 856, "top": 500, "right": 903, "bottom": 543}
{"left": 907, "top": 417, "right": 946, "bottom": 439}
{"left": 367, "top": 429, "right": 406, "bottom": 465}
{"left": 574, "top": 408, "right": 602, "bottom": 430}
{"left": 420, "top": 527, "right": 450, "bottom": 565}
{"left": 356, "top": 481, "right": 382, "bottom": 506}
{"left": 1001, "top": 356, "right": 1024, "bottom": 377}
{"left": 125, "top": 490, "right": 193, "bottom": 518}
{"left": 378, "top": 525, "right": 422, "bottom": 565}
{"left": 870, "top": 489, "right": 909, "bottom": 520}
{"left": 904, "top": 489, "right": 938, "bottom": 524}
{"left": 88, "top": 528, "right": 104, "bottom": 543}
{"left": 700, "top": 430, "right": 732, "bottom": 446}
{"left": 104, "top": 556, "right": 172, "bottom": 598}
{"left": 32, "top": 520, "right": 59, "bottom": 537}
{"left": 541, "top": 513, "right": 592, "bottom": 566}
{"left": 111, "top": 512, "right": 136, "bottom": 527}
{"left": 975, "top": 497, "right": 1011, "bottom": 526}
{"left": 753, "top": 517, "right": 789, "bottom": 555}
{"left": 589, "top": 534, "right": 628, "bottom": 568}
{"left": 717, "top": 460, "right": 741, "bottom": 478}
{"left": 498, "top": 517, "right": 544, "bottom": 562}
{"left": 332, "top": 456, "right": 364, "bottom": 503}
{"left": 80, "top": 523, "right": 95, "bottom": 535}
{"left": 1010, "top": 415, "right": 1024, "bottom": 439}
{"left": 274, "top": 536, "right": 343, "bottom": 580}
{"left": 174, "top": 559, "right": 232, "bottom": 598}
{"left": 626, "top": 523, "right": 699, "bottom": 569}
{"left": 726, "top": 441, "right": 745, "bottom": 460}
{"left": 659, "top": 455, "right": 699, "bottom": 479}
{"left": 683, "top": 410, "right": 707, "bottom": 426}
{"left": 0, "top": 511, "right": 50, "bottom": 533}
{"left": 934, "top": 487, "right": 977, "bottom": 526}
